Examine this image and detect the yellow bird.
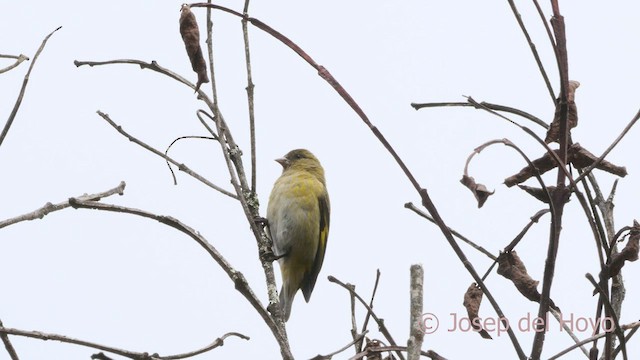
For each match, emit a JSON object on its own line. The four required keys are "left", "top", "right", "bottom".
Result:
{"left": 267, "top": 149, "right": 330, "bottom": 321}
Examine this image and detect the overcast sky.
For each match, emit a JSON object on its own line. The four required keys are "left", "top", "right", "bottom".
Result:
{"left": 2, "top": 1, "right": 639, "bottom": 359}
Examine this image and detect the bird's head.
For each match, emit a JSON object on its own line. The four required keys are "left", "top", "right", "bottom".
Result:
{"left": 276, "top": 149, "right": 325, "bottom": 183}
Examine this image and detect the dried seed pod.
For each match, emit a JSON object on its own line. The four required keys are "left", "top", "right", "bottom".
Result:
{"left": 462, "top": 283, "right": 492, "bottom": 339}
{"left": 180, "top": 4, "right": 209, "bottom": 92}
{"left": 604, "top": 220, "right": 640, "bottom": 278}
{"left": 497, "top": 251, "right": 559, "bottom": 311}
{"left": 545, "top": 80, "right": 580, "bottom": 144}
{"left": 504, "top": 142, "right": 627, "bottom": 187}
{"left": 568, "top": 143, "right": 627, "bottom": 177}
{"left": 460, "top": 175, "right": 494, "bottom": 208}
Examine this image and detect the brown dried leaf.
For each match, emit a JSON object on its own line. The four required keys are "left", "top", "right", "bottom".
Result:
{"left": 463, "top": 283, "right": 492, "bottom": 339}
{"left": 504, "top": 150, "right": 558, "bottom": 187}
{"left": 517, "top": 185, "right": 571, "bottom": 204}
{"left": 497, "top": 251, "right": 559, "bottom": 311}
{"left": 545, "top": 80, "right": 580, "bottom": 144}
{"left": 460, "top": 175, "right": 494, "bottom": 208}
{"left": 568, "top": 143, "right": 627, "bottom": 177}
{"left": 180, "top": 4, "right": 209, "bottom": 92}
{"left": 605, "top": 220, "right": 640, "bottom": 278}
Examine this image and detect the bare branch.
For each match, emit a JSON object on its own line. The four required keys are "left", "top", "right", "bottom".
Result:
{"left": 0, "top": 326, "right": 247, "bottom": 360}
{"left": 506, "top": 0, "right": 556, "bottom": 102}
{"left": 411, "top": 100, "right": 549, "bottom": 129}
{"left": 241, "top": 0, "right": 258, "bottom": 193}
{"left": 1, "top": 27, "right": 61, "bottom": 149}
{"left": 310, "top": 332, "right": 368, "bottom": 360}
{"left": 404, "top": 202, "right": 496, "bottom": 261}
{"left": 0, "top": 54, "right": 29, "bottom": 74}
{"left": 328, "top": 275, "right": 405, "bottom": 360}
{"left": 0, "top": 319, "right": 19, "bottom": 360}
{"left": 547, "top": 321, "right": 640, "bottom": 360}
{"left": 67, "top": 197, "right": 280, "bottom": 338}
{"left": 0, "top": 182, "right": 126, "bottom": 229}
{"left": 408, "top": 265, "right": 424, "bottom": 360}
{"left": 95, "top": 111, "right": 237, "bottom": 199}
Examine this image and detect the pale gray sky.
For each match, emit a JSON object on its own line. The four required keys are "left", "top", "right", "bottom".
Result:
{"left": 2, "top": 1, "right": 639, "bottom": 359}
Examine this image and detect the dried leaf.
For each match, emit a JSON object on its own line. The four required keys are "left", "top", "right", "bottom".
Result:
{"left": 504, "top": 142, "right": 627, "bottom": 188}
{"left": 568, "top": 143, "right": 627, "bottom": 177}
{"left": 460, "top": 175, "right": 494, "bottom": 208}
{"left": 497, "top": 251, "right": 559, "bottom": 311}
{"left": 180, "top": 4, "right": 209, "bottom": 92}
{"left": 604, "top": 220, "right": 640, "bottom": 278}
{"left": 462, "top": 283, "right": 492, "bottom": 339}
{"left": 504, "top": 150, "right": 558, "bottom": 187}
{"left": 517, "top": 185, "right": 571, "bottom": 204}
{"left": 545, "top": 80, "right": 580, "bottom": 143}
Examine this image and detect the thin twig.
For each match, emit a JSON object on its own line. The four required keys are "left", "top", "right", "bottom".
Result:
{"left": 585, "top": 273, "right": 628, "bottom": 360}
{"left": 95, "top": 111, "right": 237, "bottom": 199}
{"left": 411, "top": 100, "right": 549, "bottom": 129}
{"left": 160, "top": 332, "right": 250, "bottom": 359}
{"left": 328, "top": 275, "right": 405, "bottom": 360}
{"left": 349, "top": 345, "right": 447, "bottom": 360}
{"left": 0, "top": 54, "right": 29, "bottom": 74}
{"left": 0, "top": 182, "right": 126, "bottom": 229}
{"left": 506, "top": 0, "right": 556, "bottom": 103}
{"left": 241, "top": 0, "right": 257, "bottom": 193}
{"left": 1, "top": 27, "right": 61, "bottom": 149}
{"left": 481, "top": 209, "right": 550, "bottom": 282}
{"left": 310, "top": 332, "right": 368, "bottom": 360}
{"left": 0, "top": 319, "right": 19, "bottom": 360}
{"left": 404, "top": 202, "right": 496, "bottom": 260}
{"left": 547, "top": 321, "right": 640, "bottom": 360}
{"left": 68, "top": 198, "right": 277, "bottom": 337}
{"left": 0, "top": 326, "right": 247, "bottom": 360}
{"left": 573, "top": 107, "right": 640, "bottom": 184}
{"left": 531, "top": 0, "right": 558, "bottom": 56}
{"left": 360, "top": 269, "right": 381, "bottom": 347}
{"left": 548, "top": 309, "right": 590, "bottom": 358}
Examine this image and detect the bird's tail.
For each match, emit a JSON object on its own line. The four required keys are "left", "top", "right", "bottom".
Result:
{"left": 280, "top": 284, "right": 295, "bottom": 322}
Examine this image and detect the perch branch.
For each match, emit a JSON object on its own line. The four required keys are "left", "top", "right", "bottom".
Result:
{"left": 67, "top": 198, "right": 278, "bottom": 343}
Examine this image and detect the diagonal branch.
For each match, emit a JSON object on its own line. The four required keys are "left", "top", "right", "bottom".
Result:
{"left": 0, "top": 181, "right": 126, "bottom": 230}
{"left": 95, "top": 111, "right": 237, "bottom": 199}
{"left": 0, "top": 326, "right": 247, "bottom": 360}
{"left": 0, "top": 54, "right": 29, "bottom": 74}
{"left": 1, "top": 27, "right": 61, "bottom": 149}
{"left": 67, "top": 197, "right": 278, "bottom": 337}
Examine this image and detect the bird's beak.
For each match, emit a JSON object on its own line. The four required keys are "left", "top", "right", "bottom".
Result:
{"left": 275, "top": 157, "right": 290, "bottom": 168}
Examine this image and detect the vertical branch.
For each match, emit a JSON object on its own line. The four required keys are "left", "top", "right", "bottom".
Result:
{"left": 202, "top": 3, "right": 290, "bottom": 358}
{"left": 241, "top": 0, "right": 257, "bottom": 193}
{"left": 531, "top": 1, "right": 570, "bottom": 358}
{"left": 407, "top": 265, "right": 424, "bottom": 360}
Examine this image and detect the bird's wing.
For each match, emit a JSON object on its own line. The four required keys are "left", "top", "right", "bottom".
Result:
{"left": 302, "top": 191, "right": 330, "bottom": 302}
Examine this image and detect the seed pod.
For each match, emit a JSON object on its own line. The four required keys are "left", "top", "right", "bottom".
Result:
{"left": 180, "top": 4, "right": 209, "bottom": 92}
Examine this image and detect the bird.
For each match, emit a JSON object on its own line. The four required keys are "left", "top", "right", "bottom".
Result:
{"left": 267, "top": 149, "right": 330, "bottom": 321}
